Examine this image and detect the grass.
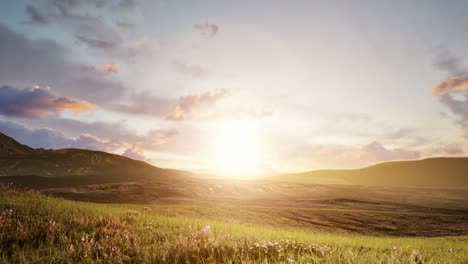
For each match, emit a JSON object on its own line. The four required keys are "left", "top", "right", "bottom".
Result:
{"left": 0, "top": 185, "right": 467, "bottom": 263}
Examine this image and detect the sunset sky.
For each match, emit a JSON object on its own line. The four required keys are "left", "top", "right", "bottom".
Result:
{"left": 0, "top": 0, "right": 467, "bottom": 175}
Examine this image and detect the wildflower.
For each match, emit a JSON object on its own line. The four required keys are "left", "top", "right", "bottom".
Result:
{"left": 202, "top": 225, "right": 211, "bottom": 233}
{"left": 287, "top": 258, "right": 295, "bottom": 263}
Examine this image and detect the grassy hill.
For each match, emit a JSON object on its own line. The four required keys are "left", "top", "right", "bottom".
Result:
{"left": 275, "top": 157, "right": 468, "bottom": 188}
{"left": 1, "top": 186, "right": 467, "bottom": 263}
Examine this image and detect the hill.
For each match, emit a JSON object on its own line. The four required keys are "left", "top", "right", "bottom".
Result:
{"left": 0, "top": 132, "right": 33, "bottom": 155}
{"left": 0, "top": 132, "right": 189, "bottom": 182}
{"left": 275, "top": 157, "right": 468, "bottom": 188}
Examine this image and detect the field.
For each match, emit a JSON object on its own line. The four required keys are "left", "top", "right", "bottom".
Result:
{"left": 1, "top": 184, "right": 467, "bottom": 264}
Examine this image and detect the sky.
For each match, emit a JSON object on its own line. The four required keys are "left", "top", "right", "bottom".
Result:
{"left": 0, "top": 0, "right": 467, "bottom": 175}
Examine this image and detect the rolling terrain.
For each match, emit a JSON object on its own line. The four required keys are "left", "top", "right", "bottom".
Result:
{"left": 274, "top": 157, "right": 468, "bottom": 188}
{"left": 1, "top": 131, "right": 468, "bottom": 238}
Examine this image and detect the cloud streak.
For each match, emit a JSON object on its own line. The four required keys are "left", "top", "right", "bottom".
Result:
{"left": 172, "top": 61, "right": 209, "bottom": 78}
{"left": 85, "top": 62, "right": 120, "bottom": 75}
{"left": 194, "top": 23, "right": 219, "bottom": 39}
{"left": 25, "top": 4, "right": 50, "bottom": 25}
{"left": 166, "top": 89, "right": 229, "bottom": 120}
{"left": 0, "top": 85, "right": 93, "bottom": 118}
{"left": 76, "top": 34, "right": 117, "bottom": 49}
{"left": 431, "top": 74, "right": 468, "bottom": 95}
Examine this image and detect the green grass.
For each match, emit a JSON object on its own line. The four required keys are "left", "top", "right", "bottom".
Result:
{"left": 0, "top": 186, "right": 467, "bottom": 263}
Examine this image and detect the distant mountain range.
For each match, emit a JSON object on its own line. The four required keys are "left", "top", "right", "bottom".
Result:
{"left": 274, "top": 157, "right": 468, "bottom": 188}
{"left": 1, "top": 132, "right": 467, "bottom": 188}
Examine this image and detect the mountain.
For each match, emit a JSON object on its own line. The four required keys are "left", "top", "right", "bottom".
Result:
{"left": 0, "top": 132, "right": 34, "bottom": 155}
{"left": 0, "top": 132, "right": 189, "bottom": 182}
{"left": 274, "top": 157, "right": 468, "bottom": 188}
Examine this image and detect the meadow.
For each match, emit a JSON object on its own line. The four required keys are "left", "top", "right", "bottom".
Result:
{"left": 1, "top": 184, "right": 467, "bottom": 264}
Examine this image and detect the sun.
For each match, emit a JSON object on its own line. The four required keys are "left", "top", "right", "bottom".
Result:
{"left": 212, "top": 121, "right": 260, "bottom": 178}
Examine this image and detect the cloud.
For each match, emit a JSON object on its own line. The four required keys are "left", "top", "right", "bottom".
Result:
{"left": 51, "top": 0, "right": 138, "bottom": 16}
{"left": 52, "top": 0, "right": 82, "bottom": 16}
{"left": 76, "top": 34, "right": 117, "bottom": 49}
{"left": 172, "top": 61, "right": 209, "bottom": 78}
{"left": 70, "top": 133, "right": 115, "bottom": 151}
{"left": 120, "top": 128, "right": 178, "bottom": 160}
{"left": 166, "top": 89, "right": 229, "bottom": 120}
{"left": 361, "top": 141, "right": 420, "bottom": 161}
{"left": 117, "top": 0, "right": 138, "bottom": 10}
{"left": 111, "top": 92, "right": 172, "bottom": 116}
{"left": 0, "top": 85, "right": 93, "bottom": 118}
{"left": 25, "top": 4, "right": 50, "bottom": 25}
{"left": 112, "top": 89, "right": 268, "bottom": 120}
{"left": 84, "top": 62, "right": 120, "bottom": 75}
{"left": 0, "top": 120, "right": 73, "bottom": 149}
{"left": 116, "top": 20, "right": 134, "bottom": 28}
{"left": 36, "top": 116, "right": 178, "bottom": 151}
{"left": 430, "top": 50, "right": 468, "bottom": 136}
{"left": 194, "top": 23, "right": 219, "bottom": 39}
{"left": 23, "top": 116, "right": 128, "bottom": 140}
{"left": 21, "top": 0, "right": 152, "bottom": 59}
{"left": 432, "top": 49, "right": 466, "bottom": 76}
{"left": 144, "top": 129, "right": 179, "bottom": 147}
{"left": 427, "top": 143, "right": 465, "bottom": 156}
{"left": 122, "top": 147, "right": 145, "bottom": 160}
{"left": 206, "top": 107, "right": 273, "bottom": 120}
{"left": 71, "top": 128, "right": 179, "bottom": 159}
{"left": 380, "top": 128, "right": 429, "bottom": 147}
{"left": 0, "top": 119, "right": 178, "bottom": 160}
{"left": 438, "top": 93, "right": 468, "bottom": 129}
{"left": 431, "top": 74, "right": 468, "bottom": 95}
{"left": 286, "top": 141, "right": 421, "bottom": 169}
{"left": 0, "top": 22, "right": 125, "bottom": 103}
{"left": 381, "top": 128, "right": 416, "bottom": 140}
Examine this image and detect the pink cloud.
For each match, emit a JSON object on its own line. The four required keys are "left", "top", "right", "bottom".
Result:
{"left": 431, "top": 74, "right": 468, "bottom": 95}
{"left": 123, "top": 147, "right": 145, "bottom": 160}
{"left": 166, "top": 89, "right": 229, "bottom": 121}
{"left": 426, "top": 143, "right": 465, "bottom": 157}
{"left": 286, "top": 141, "right": 421, "bottom": 169}
{"left": 0, "top": 85, "right": 93, "bottom": 118}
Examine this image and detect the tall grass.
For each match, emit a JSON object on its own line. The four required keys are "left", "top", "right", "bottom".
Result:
{"left": 0, "top": 185, "right": 467, "bottom": 263}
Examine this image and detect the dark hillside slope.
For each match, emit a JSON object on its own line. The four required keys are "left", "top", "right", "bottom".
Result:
{"left": 276, "top": 157, "right": 468, "bottom": 188}
{"left": 0, "top": 132, "right": 189, "bottom": 182}
{"left": 0, "top": 132, "right": 33, "bottom": 155}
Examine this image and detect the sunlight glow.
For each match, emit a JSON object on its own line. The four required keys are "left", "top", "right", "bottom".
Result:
{"left": 212, "top": 121, "right": 260, "bottom": 178}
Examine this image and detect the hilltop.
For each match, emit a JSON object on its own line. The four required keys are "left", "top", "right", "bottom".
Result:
{"left": 274, "top": 157, "right": 468, "bottom": 188}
